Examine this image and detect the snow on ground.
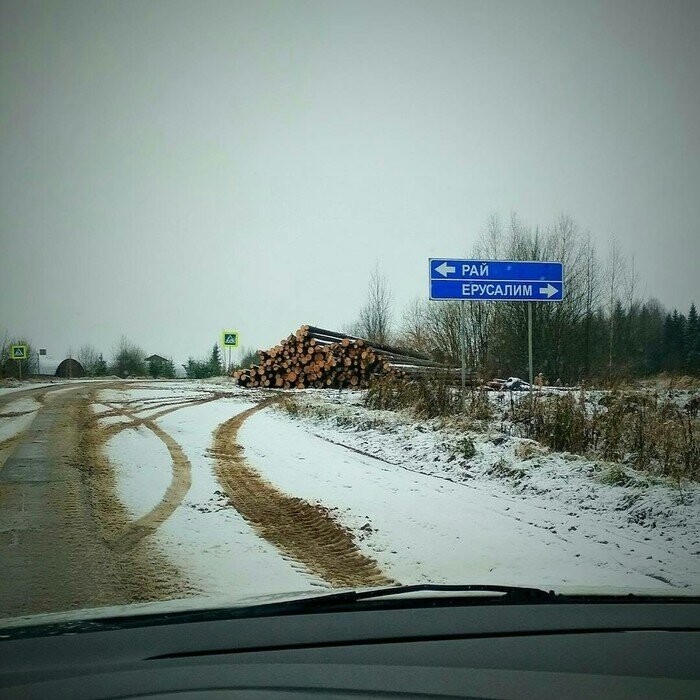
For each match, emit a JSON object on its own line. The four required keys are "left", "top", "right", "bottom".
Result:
{"left": 0, "top": 397, "right": 42, "bottom": 443}
{"left": 105, "top": 427, "right": 174, "bottom": 521}
{"left": 153, "top": 398, "right": 327, "bottom": 596}
{"left": 105, "top": 388, "right": 325, "bottom": 599}
{"left": 0, "top": 381, "right": 63, "bottom": 396}
{"left": 280, "top": 391, "right": 699, "bottom": 536}
{"left": 240, "top": 406, "right": 698, "bottom": 592}
{"left": 100, "top": 382, "right": 699, "bottom": 598}
{"left": 98, "top": 415, "right": 133, "bottom": 426}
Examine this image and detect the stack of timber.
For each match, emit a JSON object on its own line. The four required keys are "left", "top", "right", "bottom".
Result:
{"left": 231, "top": 325, "right": 461, "bottom": 390}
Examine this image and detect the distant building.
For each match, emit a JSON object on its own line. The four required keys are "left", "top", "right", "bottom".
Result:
{"left": 55, "top": 358, "right": 85, "bottom": 378}
{"left": 146, "top": 354, "right": 178, "bottom": 379}
{"left": 145, "top": 354, "right": 168, "bottom": 364}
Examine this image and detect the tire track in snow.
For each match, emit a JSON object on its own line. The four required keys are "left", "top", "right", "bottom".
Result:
{"left": 99, "top": 402, "right": 196, "bottom": 552}
{"left": 211, "top": 397, "right": 395, "bottom": 588}
{"left": 106, "top": 415, "right": 193, "bottom": 552}
{"left": 97, "top": 391, "right": 241, "bottom": 550}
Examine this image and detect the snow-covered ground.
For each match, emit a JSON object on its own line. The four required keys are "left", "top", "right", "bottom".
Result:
{"left": 106, "top": 427, "right": 175, "bottom": 521}
{"left": 100, "top": 387, "right": 327, "bottom": 599}
{"left": 0, "top": 381, "right": 63, "bottom": 397}
{"left": 0, "top": 397, "right": 42, "bottom": 444}
{"left": 98, "top": 382, "right": 699, "bottom": 599}
{"left": 241, "top": 399, "right": 699, "bottom": 592}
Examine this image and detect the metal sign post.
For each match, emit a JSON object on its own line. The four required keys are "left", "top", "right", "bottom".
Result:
{"left": 528, "top": 303, "right": 534, "bottom": 404}
{"left": 460, "top": 300, "right": 466, "bottom": 411}
{"left": 221, "top": 331, "right": 239, "bottom": 375}
{"left": 11, "top": 345, "right": 28, "bottom": 381}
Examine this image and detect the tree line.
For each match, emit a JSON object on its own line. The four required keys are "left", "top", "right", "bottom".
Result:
{"left": 353, "top": 214, "right": 699, "bottom": 384}
{"left": 0, "top": 334, "right": 229, "bottom": 380}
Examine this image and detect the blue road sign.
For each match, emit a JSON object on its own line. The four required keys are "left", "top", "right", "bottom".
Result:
{"left": 429, "top": 259, "right": 564, "bottom": 302}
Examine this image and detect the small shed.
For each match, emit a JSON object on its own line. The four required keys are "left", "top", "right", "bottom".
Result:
{"left": 145, "top": 354, "right": 168, "bottom": 363}
{"left": 55, "top": 358, "right": 85, "bottom": 378}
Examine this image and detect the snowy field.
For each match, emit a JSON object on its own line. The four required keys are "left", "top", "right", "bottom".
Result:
{"left": 96, "top": 382, "right": 698, "bottom": 599}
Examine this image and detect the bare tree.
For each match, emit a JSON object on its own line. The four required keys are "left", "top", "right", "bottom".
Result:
{"left": 356, "top": 264, "right": 393, "bottom": 345}
{"left": 111, "top": 335, "right": 146, "bottom": 377}
{"left": 582, "top": 235, "right": 601, "bottom": 377}
{"left": 606, "top": 237, "right": 626, "bottom": 376}
{"left": 77, "top": 344, "right": 100, "bottom": 376}
{"left": 399, "top": 298, "right": 430, "bottom": 353}
{"left": 0, "top": 330, "right": 8, "bottom": 378}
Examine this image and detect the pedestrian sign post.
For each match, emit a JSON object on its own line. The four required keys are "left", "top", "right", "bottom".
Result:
{"left": 429, "top": 259, "right": 565, "bottom": 408}
{"left": 221, "top": 331, "right": 239, "bottom": 374}
{"left": 10, "top": 345, "right": 28, "bottom": 381}
{"left": 221, "top": 331, "right": 239, "bottom": 348}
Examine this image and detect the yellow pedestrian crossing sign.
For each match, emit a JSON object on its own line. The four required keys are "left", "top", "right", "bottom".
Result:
{"left": 11, "top": 345, "right": 28, "bottom": 360}
{"left": 221, "top": 331, "right": 239, "bottom": 348}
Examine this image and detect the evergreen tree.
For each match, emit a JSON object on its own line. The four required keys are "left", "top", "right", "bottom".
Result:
{"left": 147, "top": 356, "right": 176, "bottom": 378}
{"left": 685, "top": 303, "right": 700, "bottom": 373}
{"left": 94, "top": 354, "right": 108, "bottom": 376}
{"left": 162, "top": 358, "right": 176, "bottom": 378}
{"left": 209, "top": 344, "right": 222, "bottom": 376}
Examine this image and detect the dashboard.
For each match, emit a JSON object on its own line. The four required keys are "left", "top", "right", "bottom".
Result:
{"left": 1, "top": 599, "right": 699, "bottom": 699}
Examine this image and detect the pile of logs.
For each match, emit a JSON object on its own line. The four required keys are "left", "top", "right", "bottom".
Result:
{"left": 232, "top": 325, "right": 451, "bottom": 390}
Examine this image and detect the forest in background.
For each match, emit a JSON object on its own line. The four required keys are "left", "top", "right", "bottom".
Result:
{"left": 352, "top": 214, "right": 699, "bottom": 384}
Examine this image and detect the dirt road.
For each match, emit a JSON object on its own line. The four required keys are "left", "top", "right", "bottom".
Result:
{"left": 0, "top": 383, "right": 191, "bottom": 618}
{"left": 0, "top": 381, "right": 393, "bottom": 619}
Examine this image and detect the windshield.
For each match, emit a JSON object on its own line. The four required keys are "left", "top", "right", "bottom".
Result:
{"left": 0, "top": 0, "right": 698, "bottom": 627}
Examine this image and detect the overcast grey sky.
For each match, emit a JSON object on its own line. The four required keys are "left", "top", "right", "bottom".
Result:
{"left": 1, "top": 0, "right": 698, "bottom": 364}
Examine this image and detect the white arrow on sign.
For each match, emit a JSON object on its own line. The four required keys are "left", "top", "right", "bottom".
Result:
{"left": 435, "top": 262, "right": 456, "bottom": 277}
{"left": 539, "top": 283, "right": 558, "bottom": 298}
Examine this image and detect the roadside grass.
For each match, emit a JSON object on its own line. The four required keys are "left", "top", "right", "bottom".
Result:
{"left": 277, "top": 379, "right": 699, "bottom": 491}
{"left": 365, "top": 373, "right": 493, "bottom": 423}
{"left": 487, "top": 458, "right": 527, "bottom": 485}
{"left": 510, "top": 389, "right": 699, "bottom": 484}
{"left": 645, "top": 373, "right": 700, "bottom": 391}
{"left": 366, "top": 375, "right": 699, "bottom": 485}
{"left": 514, "top": 441, "right": 547, "bottom": 460}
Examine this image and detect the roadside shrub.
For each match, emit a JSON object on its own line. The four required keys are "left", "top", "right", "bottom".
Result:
{"left": 487, "top": 458, "right": 526, "bottom": 484}
{"left": 147, "top": 356, "right": 176, "bottom": 378}
{"left": 278, "top": 394, "right": 300, "bottom": 416}
{"left": 515, "top": 441, "right": 546, "bottom": 460}
{"left": 365, "top": 373, "right": 459, "bottom": 418}
{"left": 511, "top": 389, "right": 699, "bottom": 483}
{"left": 465, "top": 388, "right": 493, "bottom": 420}
{"left": 514, "top": 392, "right": 592, "bottom": 454}
{"left": 0, "top": 337, "right": 36, "bottom": 378}
{"left": 599, "top": 464, "right": 632, "bottom": 487}
{"left": 365, "top": 373, "right": 491, "bottom": 421}
{"left": 454, "top": 436, "right": 477, "bottom": 460}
